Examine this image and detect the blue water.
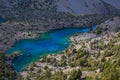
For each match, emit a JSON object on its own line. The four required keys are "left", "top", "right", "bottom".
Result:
{"left": 6, "top": 25, "right": 96, "bottom": 72}
{"left": 0, "top": 18, "right": 4, "bottom": 23}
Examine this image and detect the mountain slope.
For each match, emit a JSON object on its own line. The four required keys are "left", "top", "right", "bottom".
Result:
{"left": 57, "top": 0, "right": 120, "bottom": 14}
{"left": 103, "top": 0, "right": 120, "bottom": 9}
{"left": 0, "top": 0, "right": 56, "bottom": 19}
{"left": 0, "top": 0, "right": 120, "bottom": 19}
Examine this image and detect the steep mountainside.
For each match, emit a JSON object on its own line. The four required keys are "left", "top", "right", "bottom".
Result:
{"left": 0, "top": 0, "right": 120, "bottom": 19}
{"left": 57, "top": 0, "right": 120, "bottom": 14}
{"left": 0, "top": 0, "right": 56, "bottom": 19}
{"left": 103, "top": 0, "right": 120, "bottom": 9}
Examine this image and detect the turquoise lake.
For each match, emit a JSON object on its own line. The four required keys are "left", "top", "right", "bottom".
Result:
{"left": 6, "top": 25, "right": 96, "bottom": 72}
{"left": 0, "top": 18, "right": 4, "bottom": 23}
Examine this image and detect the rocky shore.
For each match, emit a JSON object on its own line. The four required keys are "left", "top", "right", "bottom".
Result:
{"left": 0, "top": 14, "right": 111, "bottom": 53}
{"left": 19, "top": 16, "right": 120, "bottom": 79}
{"left": 20, "top": 29, "right": 120, "bottom": 80}
{"left": 0, "top": 0, "right": 120, "bottom": 79}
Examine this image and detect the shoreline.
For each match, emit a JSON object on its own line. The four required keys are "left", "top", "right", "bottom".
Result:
{"left": 0, "top": 14, "right": 111, "bottom": 53}
{"left": 7, "top": 27, "right": 96, "bottom": 72}
{"left": 19, "top": 16, "right": 120, "bottom": 79}
{"left": 1, "top": 15, "right": 120, "bottom": 79}
{"left": 20, "top": 30, "right": 120, "bottom": 79}
{"left": 19, "top": 32, "right": 98, "bottom": 77}
{"left": 5, "top": 24, "right": 96, "bottom": 54}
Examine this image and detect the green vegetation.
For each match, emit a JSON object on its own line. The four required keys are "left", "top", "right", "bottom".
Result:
{"left": 0, "top": 0, "right": 120, "bottom": 79}
{"left": 68, "top": 69, "right": 82, "bottom": 80}
{"left": 25, "top": 69, "right": 82, "bottom": 80}
{"left": 23, "top": 31, "right": 120, "bottom": 80}
{"left": 102, "top": 62, "right": 120, "bottom": 80}
{"left": 0, "top": 53, "right": 16, "bottom": 80}
{"left": 95, "top": 26, "right": 102, "bottom": 34}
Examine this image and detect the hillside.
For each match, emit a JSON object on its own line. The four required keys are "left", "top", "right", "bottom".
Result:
{"left": 57, "top": 0, "right": 120, "bottom": 14}
{"left": 0, "top": 0, "right": 120, "bottom": 80}
{"left": 0, "top": 0, "right": 119, "bottom": 53}
{"left": 0, "top": 0, "right": 120, "bottom": 19}
{"left": 0, "top": 0, "right": 56, "bottom": 19}
{"left": 20, "top": 16, "right": 120, "bottom": 80}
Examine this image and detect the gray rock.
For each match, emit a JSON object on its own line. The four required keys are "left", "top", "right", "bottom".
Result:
{"left": 0, "top": 0, "right": 120, "bottom": 19}
{"left": 57, "top": 0, "right": 120, "bottom": 14}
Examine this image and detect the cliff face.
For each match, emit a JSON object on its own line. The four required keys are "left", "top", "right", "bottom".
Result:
{"left": 0, "top": 0, "right": 120, "bottom": 19}
{"left": 57, "top": 0, "right": 120, "bottom": 14}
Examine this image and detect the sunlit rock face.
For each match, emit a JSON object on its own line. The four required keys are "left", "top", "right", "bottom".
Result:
{"left": 56, "top": 0, "right": 120, "bottom": 14}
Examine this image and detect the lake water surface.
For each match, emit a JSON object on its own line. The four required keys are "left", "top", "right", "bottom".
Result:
{"left": 6, "top": 25, "right": 96, "bottom": 72}
{"left": 0, "top": 18, "right": 4, "bottom": 23}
